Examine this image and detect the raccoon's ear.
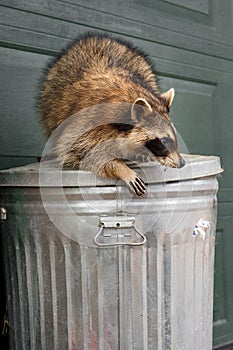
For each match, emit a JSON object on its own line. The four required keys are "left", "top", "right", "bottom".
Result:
{"left": 131, "top": 98, "right": 152, "bottom": 123}
{"left": 161, "top": 88, "right": 175, "bottom": 109}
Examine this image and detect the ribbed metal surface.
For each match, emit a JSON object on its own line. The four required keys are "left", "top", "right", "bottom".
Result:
{"left": 0, "top": 157, "right": 220, "bottom": 350}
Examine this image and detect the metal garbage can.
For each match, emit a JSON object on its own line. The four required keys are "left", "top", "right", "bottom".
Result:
{"left": 0, "top": 155, "right": 222, "bottom": 350}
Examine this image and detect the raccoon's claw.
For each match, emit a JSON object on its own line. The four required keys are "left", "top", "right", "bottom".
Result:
{"left": 127, "top": 176, "right": 147, "bottom": 196}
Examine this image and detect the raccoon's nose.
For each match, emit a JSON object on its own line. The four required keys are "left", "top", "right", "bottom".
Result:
{"left": 179, "top": 157, "right": 185, "bottom": 168}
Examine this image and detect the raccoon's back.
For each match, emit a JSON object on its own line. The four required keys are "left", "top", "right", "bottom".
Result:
{"left": 39, "top": 32, "right": 158, "bottom": 134}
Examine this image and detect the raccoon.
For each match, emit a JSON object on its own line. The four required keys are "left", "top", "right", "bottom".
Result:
{"left": 39, "top": 32, "right": 185, "bottom": 196}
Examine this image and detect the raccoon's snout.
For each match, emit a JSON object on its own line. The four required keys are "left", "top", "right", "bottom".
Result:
{"left": 178, "top": 156, "right": 185, "bottom": 168}
{"left": 171, "top": 154, "right": 185, "bottom": 169}
{"left": 145, "top": 137, "right": 185, "bottom": 169}
{"left": 155, "top": 153, "right": 185, "bottom": 169}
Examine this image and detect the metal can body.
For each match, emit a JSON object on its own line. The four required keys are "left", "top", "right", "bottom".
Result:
{"left": 0, "top": 155, "right": 222, "bottom": 350}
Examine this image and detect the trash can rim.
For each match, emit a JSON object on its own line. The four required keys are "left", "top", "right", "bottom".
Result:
{"left": 0, "top": 154, "right": 223, "bottom": 187}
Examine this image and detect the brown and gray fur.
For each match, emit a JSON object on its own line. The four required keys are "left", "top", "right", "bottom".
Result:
{"left": 39, "top": 32, "right": 185, "bottom": 196}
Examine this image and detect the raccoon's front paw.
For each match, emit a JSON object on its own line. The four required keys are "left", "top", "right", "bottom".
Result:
{"left": 124, "top": 175, "right": 147, "bottom": 196}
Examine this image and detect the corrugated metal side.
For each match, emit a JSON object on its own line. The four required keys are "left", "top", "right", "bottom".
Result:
{"left": 0, "top": 176, "right": 217, "bottom": 350}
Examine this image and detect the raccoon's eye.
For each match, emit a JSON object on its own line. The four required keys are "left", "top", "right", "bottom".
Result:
{"left": 145, "top": 138, "right": 169, "bottom": 157}
{"left": 160, "top": 137, "right": 176, "bottom": 152}
{"left": 160, "top": 137, "right": 169, "bottom": 145}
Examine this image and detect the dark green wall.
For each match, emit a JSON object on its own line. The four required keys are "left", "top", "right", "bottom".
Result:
{"left": 0, "top": 1, "right": 233, "bottom": 348}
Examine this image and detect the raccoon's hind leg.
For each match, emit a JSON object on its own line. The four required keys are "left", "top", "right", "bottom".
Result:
{"left": 99, "top": 159, "right": 147, "bottom": 196}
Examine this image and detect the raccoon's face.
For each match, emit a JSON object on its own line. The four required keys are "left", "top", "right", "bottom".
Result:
{"left": 130, "top": 95, "right": 185, "bottom": 169}
{"left": 144, "top": 123, "right": 185, "bottom": 168}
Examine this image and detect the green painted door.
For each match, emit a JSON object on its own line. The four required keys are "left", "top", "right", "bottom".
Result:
{"left": 0, "top": 0, "right": 233, "bottom": 348}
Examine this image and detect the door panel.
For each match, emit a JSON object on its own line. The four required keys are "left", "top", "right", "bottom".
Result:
{"left": 214, "top": 216, "right": 233, "bottom": 346}
{"left": 159, "top": 76, "right": 216, "bottom": 154}
{"left": 0, "top": 47, "right": 48, "bottom": 169}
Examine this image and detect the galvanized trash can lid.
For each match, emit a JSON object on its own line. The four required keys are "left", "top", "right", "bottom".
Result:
{"left": 0, "top": 154, "right": 223, "bottom": 187}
